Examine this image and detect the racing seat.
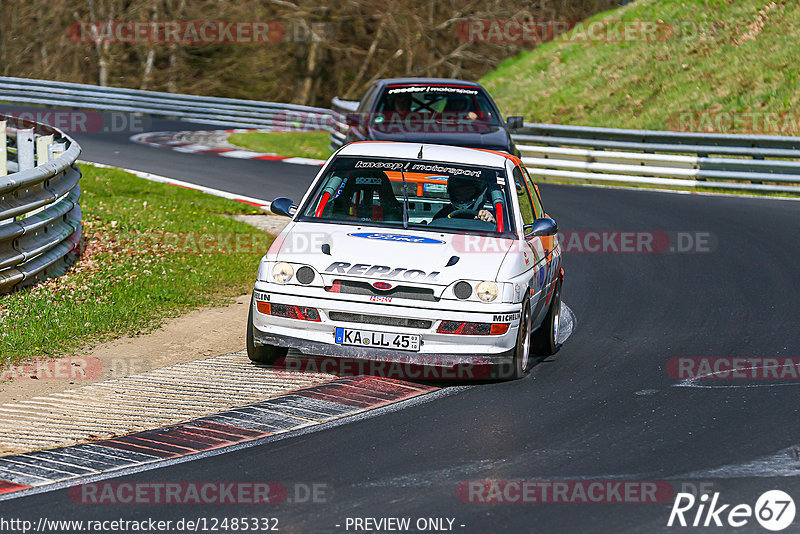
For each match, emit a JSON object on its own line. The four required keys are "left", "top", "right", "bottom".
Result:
{"left": 330, "top": 171, "right": 404, "bottom": 222}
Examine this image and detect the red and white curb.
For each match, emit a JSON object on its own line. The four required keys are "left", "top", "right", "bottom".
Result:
{"left": 130, "top": 129, "right": 326, "bottom": 166}
{"left": 81, "top": 161, "right": 273, "bottom": 210}
{"left": 0, "top": 375, "right": 437, "bottom": 498}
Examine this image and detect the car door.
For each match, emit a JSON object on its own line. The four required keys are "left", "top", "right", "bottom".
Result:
{"left": 512, "top": 165, "right": 544, "bottom": 309}
{"left": 521, "top": 165, "right": 561, "bottom": 322}
{"left": 513, "top": 165, "right": 560, "bottom": 325}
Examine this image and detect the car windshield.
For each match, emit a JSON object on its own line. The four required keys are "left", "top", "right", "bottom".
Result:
{"left": 372, "top": 85, "right": 502, "bottom": 131}
{"left": 300, "top": 156, "right": 514, "bottom": 236}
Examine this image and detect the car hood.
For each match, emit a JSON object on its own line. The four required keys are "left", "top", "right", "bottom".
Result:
{"left": 268, "top": 221, "right": 514, "bottom": 286}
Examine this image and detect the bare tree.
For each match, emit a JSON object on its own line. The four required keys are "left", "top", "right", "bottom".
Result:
{"left": 0, "top": 0, "right": 619, "bottom": 103}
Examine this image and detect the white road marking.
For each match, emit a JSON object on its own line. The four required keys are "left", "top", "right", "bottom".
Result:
{"left": 674, "top": 361, "right": 800, "bottom": 389}
{"left": 218, "top": 149, "right": 274, "bottom": 159}
{"left": 676, "top": 447, "right": 800, "bottom": 479}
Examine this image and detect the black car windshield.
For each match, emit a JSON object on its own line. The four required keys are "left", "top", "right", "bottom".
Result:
{"left": 300, "top": 156, "right": 514, "bottom": 235}
{"left": 372, "top": 85, "right": 502, "bottom": 132}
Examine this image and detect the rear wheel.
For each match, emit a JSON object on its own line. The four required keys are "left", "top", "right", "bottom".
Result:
{"left": 510, "top": 298, "right": 533, "bottom": 380}
{"left": 247, "top": 297, "right": 288, "bottom": 364}
{"left": 532, "top": 278, "right": 562, "bottom": 356}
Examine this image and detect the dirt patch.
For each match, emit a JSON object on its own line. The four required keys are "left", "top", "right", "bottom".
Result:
{"left": 0, "top": 293, "right": 251, "bottom": 403}
{"left": 0, "top": 214, "right": 291, "bottom": 405}
{"left": 232, "top": 213, "right": 291, "bottom": 234}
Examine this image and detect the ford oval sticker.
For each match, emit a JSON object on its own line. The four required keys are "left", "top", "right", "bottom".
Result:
{"left": 348, "top": 233, "right": 445, "bottom": 244}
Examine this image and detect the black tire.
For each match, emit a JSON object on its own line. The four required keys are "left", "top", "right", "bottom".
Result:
{"left": 532, "top": 278, "right": 562, "bottom": 356}
{"left": 247, "top": 297, "right": 288, "bottom": 364}
{"left": 510, "top": 298, "right": 533, "bottom": 380}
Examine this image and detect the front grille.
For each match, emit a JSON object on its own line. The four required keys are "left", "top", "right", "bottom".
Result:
{"left": 328, "top": 280, "right": 438, "bottom": 302}
{"left": 328, "top": 312, "right": 432, "bottom": 330}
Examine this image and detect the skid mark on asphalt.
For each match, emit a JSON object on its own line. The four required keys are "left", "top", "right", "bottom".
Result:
{"left": 0, "top": 376, "right": 436, "bottom": 499}
{"left": 676, "top": 447, "right": 800, "bottom": 479}
{"left": 0, "top": 351, "right": 335, "bottom": 456}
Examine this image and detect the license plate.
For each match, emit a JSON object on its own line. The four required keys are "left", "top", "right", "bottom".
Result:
{"left": 335, "top": 327, "right": 420, "bottom": 352}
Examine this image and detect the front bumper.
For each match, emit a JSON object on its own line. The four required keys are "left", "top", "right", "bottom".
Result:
{"left": 251, "top": 282, "right": 520, "bottom": 366}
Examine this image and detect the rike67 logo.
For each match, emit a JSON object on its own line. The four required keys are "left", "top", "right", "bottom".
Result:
{"left": 668, "top": 490, "right": 796, "bottom": 531}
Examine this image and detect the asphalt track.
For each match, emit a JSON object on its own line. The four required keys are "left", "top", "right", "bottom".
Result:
{"left": 3, "top": 111, "right": 800, "bottom": 532}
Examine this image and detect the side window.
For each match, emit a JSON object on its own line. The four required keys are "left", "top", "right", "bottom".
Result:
{"left": 512, "top": 166, "right": 536, "bottom": 228}
{"left": 521, "top": 166, "right": 543, "bottom": 218}
{"left": 357, "top": 84, "right": 378, "bottom": 113}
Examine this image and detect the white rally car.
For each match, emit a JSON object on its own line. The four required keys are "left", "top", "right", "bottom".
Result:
{"left": 248, "top": 142, "right": 563, "bottom": 379}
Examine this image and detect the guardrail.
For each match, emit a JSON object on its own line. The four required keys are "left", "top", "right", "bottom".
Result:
{"left": 515, "top": 123, "right": 800, "bottom": 194}
{"left": 328, "top": 96, "right": 800, "bottom": 194}
{"left": 0, "top": 76, "right": 335, "bottom": 131}
{"left": 0, "top": 115, "right": 82, "bottom": 293}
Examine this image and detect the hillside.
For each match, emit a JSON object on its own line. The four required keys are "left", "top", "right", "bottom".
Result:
{"left": 481, "top": 0, "right": 799, "bottom": 135}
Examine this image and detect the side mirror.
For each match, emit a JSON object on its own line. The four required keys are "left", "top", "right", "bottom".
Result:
{"left": 524, "top": 217, "right": 558, "bottom": 238}
{"left": 270, "top": 197, "right": 296, "bottom": 217}
{"left": 506, "top": 116, "right": 524, "bottom": 130}
{"left": 345, "top": 113, "right": 362, "bottom": 127}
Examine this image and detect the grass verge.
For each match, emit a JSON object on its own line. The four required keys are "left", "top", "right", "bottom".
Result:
{"left": 228, "top": 130, "right": 332, "bottom": 160}
{"left": 482, "top": 0, "right": 800, "bottom": 134}
{"left": 481, "top": 0, "right": 800, "bottom": 198}
{"left": 0, "top": 165, "right": 272, "bottom": 366}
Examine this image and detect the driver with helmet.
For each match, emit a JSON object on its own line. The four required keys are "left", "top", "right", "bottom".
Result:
{"left": 433, "top": 176, "right": 496, "bottom": 223}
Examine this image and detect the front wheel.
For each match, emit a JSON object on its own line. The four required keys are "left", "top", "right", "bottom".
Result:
{"left": 532, "top": 278, "right": 562, "bottom": 356}
{"left": 247, "top": 297, "right": 288, "bottom": 364}
{"left": 510, "top": 298, "right": 533, "bottom": 380}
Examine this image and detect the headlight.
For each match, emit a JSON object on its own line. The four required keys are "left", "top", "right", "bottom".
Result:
{"left": 476, "top": 281, "right": 498, "bottom": 302}
{"left": 272, "top": 262, "right": 294, "bottom": 284}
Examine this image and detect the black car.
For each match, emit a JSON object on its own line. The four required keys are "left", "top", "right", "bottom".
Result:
{"left": 341, "top": 78, "right": 523, "bottom": 156}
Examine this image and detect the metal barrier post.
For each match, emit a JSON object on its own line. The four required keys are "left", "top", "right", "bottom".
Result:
{"left": 49, "top": 142, "right": 66, "bottom": 161}
{"left": 17, "top": 128, "right": 35, "bottom": 171}
{"left": 36, "top": 134, "right": 54, "bottom": 165}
